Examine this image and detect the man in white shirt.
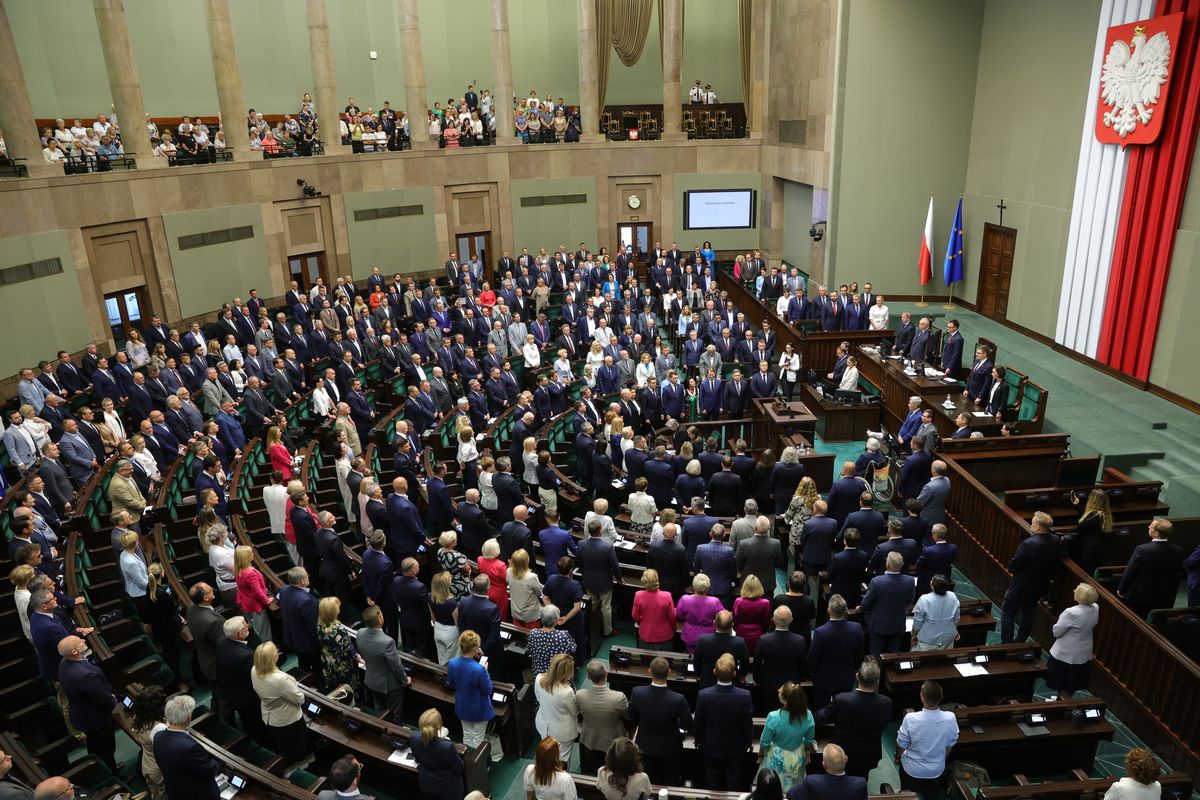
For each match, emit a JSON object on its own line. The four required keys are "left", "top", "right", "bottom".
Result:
{"left": 704, "top": 85, "right": 718, "bottom": 104}
{"left": 689, "top": 80, "right": 704, "bottom": 103}
{"left": 896, "top": 680, "right": 959, "bottom": 800}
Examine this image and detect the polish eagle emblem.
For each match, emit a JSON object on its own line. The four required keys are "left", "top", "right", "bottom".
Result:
{"left": 1100, "top": 24, "right": 1171, "bottom": 138}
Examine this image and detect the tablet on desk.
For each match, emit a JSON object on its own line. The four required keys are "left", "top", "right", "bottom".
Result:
{"left": 492, "top": 691, "right": 507, "bottom": 704}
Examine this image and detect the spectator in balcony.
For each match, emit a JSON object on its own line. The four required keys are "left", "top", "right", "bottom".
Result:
{"left": 261, "top": 129, "right": 281, "bottom": 155}
{"left": 515, "top": 112, "right": 529, "bottom": 142}
{"left": 444, "top": 118, "right": 460, "bottom": 149}
{"left": 214, "top": 130, "right": 227, "bottom": 151}
{"left": 42, "top": 139, "right": 64, "bottom": 164}
{"left": 69, "top": 118, "right": 88, "bottom": 139}
{"left": 553, "top": 108, "right": 569, "bottom": 141}
{"left": 300, "top": 123, "right": 316, "bottom": 156}
{"left": 248, "top": 129, "right": 262, "bottom": 151}
{"left": 155, "top": 132, "right": 177, "bottom": 159}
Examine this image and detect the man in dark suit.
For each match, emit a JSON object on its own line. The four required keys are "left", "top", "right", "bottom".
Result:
{"left": 361, "top": 532, "right": 397, "bottom": 638}
{"left": 57, "top": 635, "right": 117, "bottom": 771}
{"left": 278, "top": 568, "right": 320, "bottom": 671}
{"left": 682, "top": 499, "right": 720, "bottom": 563}
{"left": 963, "top": 346, "right": 994, "bottom": 405}
{"left": 753, "top": 606, "right": 808, "bottom": 712}
{"left": 215, "top": 616, "right": 267, "bottom": 741}
{"left": 647, "top": 522, "right": 689, "bottom": 599}
{"left": 869, "top": 518, "right": 922, "bottom": 575}
{"left": 694, "top": 653, "right": 755, "bottom": 790}
{"left": 457, "top": 575, "right": 503, "bottom": 677}
{"left": 838, "top": 492, "right": 886, "bottom": 554}
{"left": 694, "top": 611, "right": 749, "bottom": 688}
{"left": 860, "top": 552, "right": 917, "bottom": 656}
{"left": 809, "top": 595, "right": 865, "bottom": 710}
{"left": 788, "top": 744, "right": 868, "bottom": 800}
{"left": 828, "top": 530, "right": 871, "bottom": 608}
{"left": 709, "top": 457, "right": 747, "bottom": 517}
{"left": 909, "top": 318, "right": 933, "bottom": 364}
{"left": 816, "top": 660, "right": 892, "bottom": 779}
{"left": 915, "top": 524, "right": 957, "bottom": 595}
{"left": 643, "top": 447, "right": 676, "bottom": 510}
{"left": 1000, "top": 512, "right": 1062, "bottom": 643}
{"left": 897, "top": 438, "right": 933, "bottom": 501}
{"left": 629, "top": 656, "right": 693, "bottom": 785}
{"left": 154, "top": 695, "right": 222, "bottom": 800}
{"left": 185, "top": 582, "right": 231, "bottom": 721}
{"left": 491, "top": 458, "right": 525, "bottom": 524}
{"left": 800, "top": 500, "right": 838, "bottom": 599}
{"left": 500, "top": 506, "right": 534, "bottom": 561}
{"left": 694, "top": 526, "right": 738, "bottom": 607}
{"left": 357, "top": 605, "right": 410, "bottom": 720}
{"left": 316, "top": 512, "right": 355, "bottom": 603}
{"left": 392, "top": 558, "right": 432, "bottom": 657}
{"left": 941, "top": 319, "right": 964, "bottom": 376}
{"left": 1118, "top": 517, "right": 1185, "bottom": 619}
{"left": 827, "top": 462, "right": 866, "bottom": 527}
{"left": 578, "top": 521, "right": 623, "bottom": 637}
{"left": 456, "top": 490, "right": 497, "bottom": 561}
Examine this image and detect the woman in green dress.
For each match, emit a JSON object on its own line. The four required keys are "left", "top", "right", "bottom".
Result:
{"left": 316, "top": 596, "right": 362, "bottom": 698}
{"left": 759, "top": 681, "right": 815, "bottom": 791}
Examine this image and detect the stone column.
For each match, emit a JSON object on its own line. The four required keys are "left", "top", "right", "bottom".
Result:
{"left": 576, "top": 0, "right": 602, "bottom": 142}
{"left": 747, "top": 0, "right": 771, "bottom": 140}
{"left": 490, "top": 0, "right": 515, "bottom": 143}
{"left": 93, "top": 0, "right": 161, "bottom": 168}
{"left": 661, "top": 0, "right": 684, "bottom": 141}
{"left": 396, "top": 0, "right": 432, "bottom": 150}
{"left": 203, "top": 0, "right": 251, "bottom": 161}
{"left": 306, "top": 0, "right": 348, "bottom": 155}
{"left": 0, "top": 0, "right": 57, "bottom": 177}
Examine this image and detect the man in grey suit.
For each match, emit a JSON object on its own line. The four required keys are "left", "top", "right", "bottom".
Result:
{"left": 428, "top": 367, "right": 453, "bottom": 414}
{"left": 617, "top": 350, "right": 637, "bottom": 389}
{"left": 37, "top": 443, "right": 75, "bottom": 512}
{"left": 914, "top": 409, "right": 939, "bottom": 453}
{"left": 576, "top": 659, "right": 631, "bottom": 773}
{"left": 917, "top": 460, "right": 951, "bottom": 527}
{"left": 200, "top": 368, "right": 234, "bottom": 418}
{"left": 3, "top": 412, "right": 39, "bottom": 473}
{"left": 357, "top": 605, "right": 410, "bottom": 719}
{"left": 57, "top": 420, "right": 97, "bottom": 486}
{"left": 317, "top": 755, "right": 373, "bottom": 800}
{"left": 186, "top": 582, "right": 232, "bottom": 723}
{"left": 736, "top": 516, "right": 784, "bottom": 596}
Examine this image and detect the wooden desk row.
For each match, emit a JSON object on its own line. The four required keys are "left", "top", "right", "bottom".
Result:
{"left": 880, "top": 642, "right": 1045, "bottom": 713}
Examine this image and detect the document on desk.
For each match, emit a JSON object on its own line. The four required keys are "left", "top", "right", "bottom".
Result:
{"left": 971, "top": 411, "right": 991, "bottom": 418}
{"left": 954, "top": 663, "right": 989, "bottom": 677}
{"left": 1016, "top": 722, "right": 1051, "bottom": 737}
{"left": 389, "top": 747, "right": 417, "bottom": 766}
{"left": 616, "top": 540, "right": 637, "bottom": 550}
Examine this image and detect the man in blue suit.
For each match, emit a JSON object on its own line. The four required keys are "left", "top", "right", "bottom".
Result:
{"left": 860, "top": 552, "right": 917, "bottom": 656}
{"left": 787, "top": 744, "right": 868, "bottom": 800}
{"left": 909, "top": 318, "right": 933, "bottom": 364}
{"left": 386, "top": 477, "right": 428, "bottom": 561}
{"left": 194, "top": 456, "right": 228, "bottom": 520}
{"left": 889, "top": 396, "right": 924, "bottom": 447}
{"left": 214, "top": 400, "right": 246, "bottom": 457}
{"left": 278, "top": 567, "right": 320, "bottom": 670}
{"left": 897, "top": 439, "right": 934, "bottom": 501}
{"left": 643, "top": 447, "right": 676, "bottom": 510}
{"left": 869, "top": 518, "right": 922, "bottom": 575}
{"left": 916, "top": 524, "right": 957, "bottom": 595}
{"left": 698, "top": 369, "right": 723, "bottom": 420}
{"left": 750, "top": 360, "right": 779, "bottom": 398}
{"left": 57, "top": 635, "right": 117, "bottom": 770}
{"left": 154, "top": 695, "right": 222, "bottom": 800}
{"left": 660, "top": 371, "right": 685, "bottom": 418}
{"left": 800, "top": 500, "right": 838, "bottom": 599}
{"left": 1000, "top": 512, "right": 1061, "bottom": 643}
{"left": 941, "top": 319, "right": 964, "bottom": 376}
{"left": 57, "top": 419, "right": 97, "bottom": 486}
{"left": 694, "top": 526, "right": 737, "bottom": 607}
{"left": 838, "top": 492, "right": 887, "bottom": 554}
{"left": 392, "top": 558, "right": 432, "bottom": 658}
{"left": 630, "top": 657, "right": 693, "bottom": 785}
{"left": 844, "top": 296, "right": 867, "bottom": 331}
{"left": 682, "top": 499, "right": 719, "bottom": 562}
{"left": 808, "top": 594, "right": 865, "bottom": 710}
{"left": 425, "top": 463, "right": 454, "bottom": 538}
{"left": 826, "top": 462, "right": 866, "bottom": 527}
{"left": 29, "top": 588, "right": 87, "bottom": 682}
{"left": 694, "top": 653, "right": 755, "bottom": 791}
{"left": 361, "top": 532, "right": 398, "bottom": 638}
{"left": 458, "top": 574, "right": 503, "bottom": 676}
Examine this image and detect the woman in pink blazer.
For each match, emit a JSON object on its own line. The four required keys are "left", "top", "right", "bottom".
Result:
{"left": 632, "top": 569, "right": 678, "bottom": 650}
{"left": 267, "top": 426, "right": 294, "bottom": 481}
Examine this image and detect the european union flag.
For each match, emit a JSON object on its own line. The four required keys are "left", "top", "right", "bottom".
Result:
{"left": 944, "top": 196, "right": 964, "bottom": 286}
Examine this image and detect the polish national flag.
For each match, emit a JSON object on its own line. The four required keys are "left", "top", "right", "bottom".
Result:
{"left": 918, "top": 196, "right": 933, "bottom": 286}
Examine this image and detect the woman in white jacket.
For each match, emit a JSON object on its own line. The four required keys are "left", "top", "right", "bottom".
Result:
{"left": 533, "top": 653, "right": 579, "bottom": 766}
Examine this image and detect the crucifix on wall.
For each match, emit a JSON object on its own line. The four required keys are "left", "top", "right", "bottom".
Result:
{"left": 997, "top": 198, "right": 1008, "bottom": 226}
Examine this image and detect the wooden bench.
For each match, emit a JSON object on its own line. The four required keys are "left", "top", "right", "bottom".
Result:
{"left": 879, "top": 642, "right": 1045, "bottom": 715}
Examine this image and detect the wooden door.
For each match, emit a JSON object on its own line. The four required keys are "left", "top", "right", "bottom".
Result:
{"left": 976, "top": 223, "right": 1016, "bottom": 320}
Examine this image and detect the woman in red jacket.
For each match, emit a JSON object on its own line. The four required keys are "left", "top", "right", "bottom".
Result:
{"left": 235, "top": 545, "right": 273, "bottom": 642}
{"left": 631, "top": 569, "right": 677, "bottom": 650}
{"left": 267, "top": 425, "right": 294, "bottom": 481}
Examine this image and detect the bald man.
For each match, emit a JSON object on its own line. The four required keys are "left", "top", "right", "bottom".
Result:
{"left": 57, "top": 635, "right": 117, "bottom": 771}
{"left": 786, "top": 743, "right": 867, "bottom": 800}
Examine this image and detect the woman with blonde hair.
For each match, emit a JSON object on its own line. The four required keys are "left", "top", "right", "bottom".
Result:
{"left": 1072, "top": 489, "right": 1114, "bottom": 576}
{"left": 522, "top": 436, "right": 540, "bottom": 492}
{"left": 251, "top": 641, "right": 312, "bottom": 767}
{"left": 676, "top": 573, "right": 726, "bottom": 653}
{"left": 129, "top": 434, "right": 161, "bottom": 484}
{"left": 585, "top": 341, "right": 605, "bottom": 373}
{"left": 553, "top": 349, "right": 573, "bottom": 382}
{"left": 632, "top": 568, "right": 676, "bottom": 650}
{"left": 429, "top": 572, "right": 461, "bottom": 664}
{"left": 1046, "top": 582, "right": 1100, "bottom": 700}
{"left": 477, "top": 538, "right": 509, "bottom": 620}
{"left": 437, "top": 530, "right": 472, "bottom": 598}
{"left": 10, "top": 564, "right": 36, "bottom": 642}
{"left": 524, "top": 736, "right": 578, "bottom": 800}
{"left": 507, "top": 549, "right": 544, "bottom": 629}
{"left": 99, "top": 397, "right": 126, "bottom": 449}
{"left": 409, "top": 708, "right": 465, "bottom": 800}
{"left": 235, "top": 545, "right": 272, "bottom": 643}
{"left": 734, "top": 574, "right": 772, "bottom": 654}
{"left": 316, "top": 596, "right": 360, "bottom": 696}
{"left": 477, "top": 455, "right": 498, "bottom": 517}
{"left": 784, "top": 476, "right": 821, "bottom": 561}
{"left": 457, "top": 426, "right": 479, "bottom": 491}
{"left": 145, "top": 562, "right": 188, "bottom": 692}
{"left": 446, "top": 630, "right": 496, "bottom": 749}
{"left": 206, "top": 525, "right": 237, "bottom": 607}
{"left": 534, "top": 653, "right": 580, "bottom": 766}
{"left": 267, "top": 425, "right": 294, "bottom": 481}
